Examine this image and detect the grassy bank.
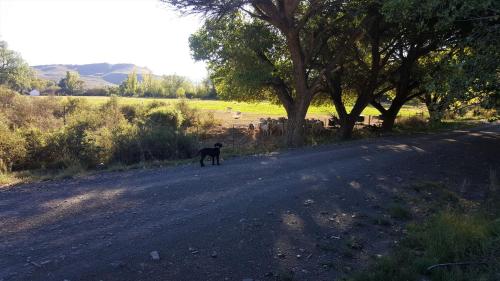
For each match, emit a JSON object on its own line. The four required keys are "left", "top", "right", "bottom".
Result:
{"left": 346, "top": 178, "right": 500, "bottom": 281}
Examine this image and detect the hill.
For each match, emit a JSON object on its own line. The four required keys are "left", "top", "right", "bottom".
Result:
{"left": 32, "top": 63, "right": 155, "bottom": 88}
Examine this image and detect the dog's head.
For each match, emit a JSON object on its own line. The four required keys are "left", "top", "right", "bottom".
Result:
{"left": 214, "top": 142, "right": 223, "bottom": 148}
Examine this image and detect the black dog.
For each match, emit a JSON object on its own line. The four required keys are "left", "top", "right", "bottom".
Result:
{"left": 197, "top": 143, "right": 223, "bottom": 167}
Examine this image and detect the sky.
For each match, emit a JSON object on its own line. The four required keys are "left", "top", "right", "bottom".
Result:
{"left": 0, "top": 0, "right": 208, "bottom": 81}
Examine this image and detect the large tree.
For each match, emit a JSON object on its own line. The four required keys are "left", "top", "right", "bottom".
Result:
{"left": 58, "top": 71, "right": 84, "bottom": 95}
{"left": 370, "top": 0, "right": 499, "bottom": 130}
{"left": 167, "top": 0, "right": 349, "bottom": 145}
{"left": 0, "top": 41, "right": 34, "bottom": 93}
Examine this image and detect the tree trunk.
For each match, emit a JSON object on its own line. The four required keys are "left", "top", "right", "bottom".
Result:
{"left": 339, "top": 116, "right": 356, "bottom": 139}
{"left": 428, "top": 109, "right": 443, "bottom": 125}
{"left": 382, "top": 89, "right": 408, "bottom": 132}
{"left": 285, "top": 101, "right": 309, "bottom": 147}
{"left": 381, "top": 110, "right": 397, "bottom": 131}
{"left": 381, "top": 99, "right": 404, "bottom": 131}
{"left": 426, "top": 103, "right": 444, "bottom": 125}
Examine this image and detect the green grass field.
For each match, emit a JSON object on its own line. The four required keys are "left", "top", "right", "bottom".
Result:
{"left": 46, "top": 96, "right": 425, "bottom": 118}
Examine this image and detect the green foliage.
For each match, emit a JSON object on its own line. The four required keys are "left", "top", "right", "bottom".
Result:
{"left": 119, "top": 69, "right": 140, "bottom": 96}
{"left": 58, "top": 71, "right": 84, "bottom": 95}
{"left": 189, "top": 13, "right": 284, "bottom": 103}
{"left": 0, "top": 120, "right": 26, "bottom": 173}
{"left": 388, "top": 204, "right": 412, "bottom": 220}
{"left": 144, "top": 107, "right": 183, "bottom": 129}
{"left": 0, "top": 93, "right": 205, "bottom": 173}
{"left": 350, "top": 212, "right": 500, "bottom": 281}
{"left": 0, "top": 41, "right": 35, "bottom": 93}
{"left": 117, "top": 70, "right": 215, "bottom": 99}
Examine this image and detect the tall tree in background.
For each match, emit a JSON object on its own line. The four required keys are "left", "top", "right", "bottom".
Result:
{"left": 168, "top": 0, "right": 355, "bottom": 145}
{"left": 370, "top": 0, "right": 499, "bottom": 131}
{"left": 0, "top": 41, "right": 34, "bottom": 93}
{"left": 58, "top": 71, "right": 84, "bottom": 95}
{"left": 119, "top": 69, "right": 139, "bottom": 96}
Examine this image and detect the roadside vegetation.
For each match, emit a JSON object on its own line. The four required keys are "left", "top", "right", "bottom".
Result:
{"left": 346, "top": 176, "right": 500, "bottom": 281}
{"left": 0, "top": 86, "right": 222, "bottom": 185}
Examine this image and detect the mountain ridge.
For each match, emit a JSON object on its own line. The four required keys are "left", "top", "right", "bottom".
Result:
{"left": 33, "top": 63, "right": 156, "bottom": 88}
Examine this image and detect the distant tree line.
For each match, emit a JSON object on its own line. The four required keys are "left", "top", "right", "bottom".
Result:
{"left": 0, "top": 40, "right": 217, "bottom": 99}
{"left": 55, "top": 70, "right": 217, "bottom": 99}
{"left": 117, "top": 69, "right": 217, "bottom": 99}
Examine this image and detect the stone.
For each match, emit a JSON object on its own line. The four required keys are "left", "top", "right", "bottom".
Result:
{"left": 303, "top": 199, "right": 314, "bottom": 206}
{"left": 150, "top": 251, "right": 160, "bottom": 261}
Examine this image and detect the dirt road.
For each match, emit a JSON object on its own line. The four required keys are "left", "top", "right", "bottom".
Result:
{"left": 1, "top": 124, "right": 499, "bottom": 281}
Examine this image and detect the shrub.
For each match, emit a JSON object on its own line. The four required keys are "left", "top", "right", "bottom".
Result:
{"left": 16, "top": 127, "right": 46, "bottom": 170}
{"left": 395, "top": 116, "right": 428, "bottom": 130}
{"left": 112, "top": 122, "right": 142, "bottom": 164}
{"left": 199, "top": 111, "right": 219, "bottom": 131}
{"left": 175, "top": 99, "right": 199, "bottom": 128}
{"left": 0, "top": 85, "right": 18, "bottom": 107}
{"left": 144, "top": 107, "right": 183, "bottom": 129}
{"left": 120, "top": 104, "right": 140, "bottom": 122}
{"left": 0, "top": 121, "right": 26, "bottom": 173}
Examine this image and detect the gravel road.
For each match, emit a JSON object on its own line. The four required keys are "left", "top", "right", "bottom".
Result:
{"left": 1, "top": 124, "right": 499, "bottom": 281}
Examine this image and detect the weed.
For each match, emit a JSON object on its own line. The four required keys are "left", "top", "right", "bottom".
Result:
{"left": 388, "top": 204, "right": 412, "bottom": 220}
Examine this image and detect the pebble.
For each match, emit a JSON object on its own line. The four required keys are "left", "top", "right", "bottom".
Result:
{"left": 242, "top": 279, "right": 254, "bottom": 281}
{"left": 303, "top": 199, "right": 314, "bottom": 206}
{"left": 210, "top": 251, "right": 218, "bottom": 258}
{"left": 188, "top": 247, "right": 199, "bottom": 254}
{"left": 150, "top": 251, "right": 160, "bottom": 261}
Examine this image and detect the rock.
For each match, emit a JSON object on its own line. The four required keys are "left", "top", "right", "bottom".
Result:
{"left": 242, "top": 279, "right": 254, "bottom": 281}
{"left": 277, "top": 252, "right": 286, "bottom": 258}
{"left": 150, "top": 251, "right": 160, "bottom": 261}
{"left": 303, "top": 199, "right": 314, "bottom": 206}
{"left": 188, "top": 247, "right": 199, "bottom": 254}
{"left": 210, "top": 251, "right": 218, "bottom": 258}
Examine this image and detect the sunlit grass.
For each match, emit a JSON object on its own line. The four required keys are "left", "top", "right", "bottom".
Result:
{"left": 40, "top": 96, "right": 425, "bottom": 117}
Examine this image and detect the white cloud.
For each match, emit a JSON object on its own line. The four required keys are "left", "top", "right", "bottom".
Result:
{"left": 0, "top": 0, "right": 207, "bottom": 81}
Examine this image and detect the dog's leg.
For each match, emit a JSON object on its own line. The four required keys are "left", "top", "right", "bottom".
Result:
{"left": 200, "top": 154, "right": 205, "bottom": 167}
{"left": 212, "top": 155, "right": 215, "bottom": 165}
{"left": 216, "top": 154, "right": 220, "bottom": 165}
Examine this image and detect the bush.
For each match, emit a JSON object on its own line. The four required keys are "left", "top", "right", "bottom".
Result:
{"left": 0, "top": 122, "right": 26, "bottom": 173}
{"left": 395, "top": 116, "right": 428, "bottom": 130}
{"left": 175, "top": 99, "right": 199, "bottom": 128}
{"left": 0, "top": 95, "right": 203, "bottom": 175}
{"left": 0, "top": 85, "right": 18, "bottom": 107}
{"left": 120, "top": 104, "right": 140, "bottom": 122}
{"left": 17, "top": 127, "right": 46, "bottom": 170}
{"left": 144, "top": 107, "right": 183, "bottom": 129}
